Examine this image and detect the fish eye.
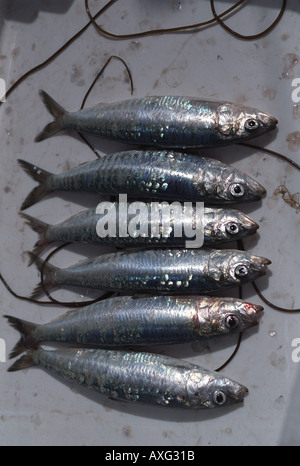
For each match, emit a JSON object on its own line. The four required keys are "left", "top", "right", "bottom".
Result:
{"left": 245, "top": 118, "right": 259, "bottom": 131}
{"left": 225, "top": 222, "right": 239, "bottom": 235}
{"left": 225, "top": 314, "right": 240, "bottom": 329}
{"left": 230, "top": 183, "right": 245, "bottom": 197}
{"left": 234, "top": 264, "right": 248, "bottom": 277}
{"left": 213, "top": 390, "right": 227, "bottom": 406}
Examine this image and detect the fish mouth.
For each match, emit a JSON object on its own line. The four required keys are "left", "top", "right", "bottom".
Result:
{"left": 252, "top": 304, "right": 264, "bottom": 314}
{"left": 227, "top": 382, "right": 249, "bottom": 403}
{"left": 245, "top": 217, "right": 259, "bottom": 233}
{"left": 251, "top": 256, "right": 272, "bottom": 274}
{"left": 238, "top": 217, "right": 259, "bottom": 238}
{"left": 269, "top": 116, "right": 279, "bottom": 129}
{"left": 261, "top": 257, "right": 272, "bottom": 269}
{"left": 244, "top": 176, "right": 267, "bottom": 201}
{"left": 251, "top": 179, "right": 267, "bottom": 198}
{"left": 243, "top": 303, "right": 264, "bottom": 323}
{"left": 238, "top": 212, "right": 259, "bottom": 232}
{"left": 259, "top": 182, "right": 267, "bottom": 196}
{"left": 235, "top": 384, "right": 249, "bottom": 401}
{"left": 258, "top": 112, "right": 278, "bottom": 131}
{"left": 267, "top": 115, "right": 278, "bottom": 131}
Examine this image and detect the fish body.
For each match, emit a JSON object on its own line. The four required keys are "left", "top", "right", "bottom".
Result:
{"left": 5, "top": 295, "right": 263, "bottom": 355}
{"left": 8, "top": 347, "right": 248, "bottom": 409}
{"left": 36, "top": 91, "right": 277, "bottom": 147}
{"left": 18, "top": 150, "right": 266, "bottom": 210}
{"left": 31, "top": 248, "right": 271, "bottom": 298}
{"left": 21, "top": 206, "right": 259, "bottom": 258}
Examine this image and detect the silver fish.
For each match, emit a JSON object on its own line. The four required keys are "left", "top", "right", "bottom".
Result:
{"left": 5, "top": 295, "right": 263, "bottom": 355}
{"left": 30, "top": 248, "right": 271, "bottom": 299}
{"left": 35, "top": 91, "right": 277, "bottom": 147}
{"left": 8, "top": 347, "right": 248, "bottom": 409}
{"left": 21, "top": 206, "right": 259, "bottom": 259}
{"left": 18, "top": 150, "right": 266, "bottom": 210}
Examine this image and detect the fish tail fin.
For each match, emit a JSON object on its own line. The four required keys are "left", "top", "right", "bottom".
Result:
{"left": 35, "top": 90, "right": 67, "bottom": 142}
{"left": 4, "top": 315, "right": 39, "bottom": 358}
{"left": 29, "top": 252, "right": 59, "bottom": 299}
{"left": 7, "top": 352, "right": 36, "bottom": 372}
{"left": 18, "top": 159, "right": 53, "bottom": 210}
{"left": 20, "top": 213, "right": 50, "bottom": 261}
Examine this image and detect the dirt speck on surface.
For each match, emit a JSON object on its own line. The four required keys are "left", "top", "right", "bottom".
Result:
{"left": 286, "top": 131, "right": 300, "bottom": 152}
{"left": 282, "top": 53, "right": 300, "bottom": 79}
{"left": 273, "top": 184, "right": 300, "bottom": 214}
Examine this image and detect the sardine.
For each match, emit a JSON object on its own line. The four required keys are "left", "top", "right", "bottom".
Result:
{"left": 35, "top": 91, "right": 277, "bottom": 147}
{"left": 30, "top": 248, "right": 271, "bottom": 299}
{"left": 21, "top": 206, "right": 259, "bottom": 259}
{"left": 8, "top": 347, "right": 248, "bottom": 409}
{"left": 18, "top": 150, "right": 266, "bottom": 210}
{"left": 5, "top": 296, "right": 263, "bottom": 355}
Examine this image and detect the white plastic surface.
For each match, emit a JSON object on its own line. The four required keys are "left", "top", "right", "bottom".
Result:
{"left": 0, "top": 0, "right": 299, "bottom": 446}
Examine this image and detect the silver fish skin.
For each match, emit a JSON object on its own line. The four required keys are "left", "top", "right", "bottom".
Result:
{"left": 18, "top": 150, "right": 266, "bottom": 210}
{"left": 30, "top": 248, "right": 271, "bottom": 299}
{"left": 5, "top": 296, "right": 263, "bottom": 355}
{"left": 21, "top": 206, "right": 259, "bottom": 259}
{"left": 35, "top": 91, "right": 277, "bottom": 148}
{"left": 8, "top": 347, "right": 248, "bottom": 409}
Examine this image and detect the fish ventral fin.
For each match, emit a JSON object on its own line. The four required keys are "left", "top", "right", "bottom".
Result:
{"left": 35, "top": 90, "right": 67, "bottom": 142}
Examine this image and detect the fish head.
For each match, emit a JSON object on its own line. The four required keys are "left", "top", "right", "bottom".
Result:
{"left": 217, "top": 103, "right": 278, "bottom": 142}
{"left": 209, "top": 378, "right": 248, "bottom": 408}
{"left": 186, "top": 370, "right": 248, "bottom": 408}
{"left": 228, "top": 251, "right": 271, "bottom": 285}
{"left": 195, "top": 297, "right": 263, "bottom": 336}
{"left": 216, "top": 165, "right": 267, "bottom": 203}
{"left": 223, "top": 210, "right": 259, "bottom": 239}
{"left": 220, "top": 301, "right": 264, "bottom": 333}
{"left": 207, "top": 208, "right": 259, "bottom": 242}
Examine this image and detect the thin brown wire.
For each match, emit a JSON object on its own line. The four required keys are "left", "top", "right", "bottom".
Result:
{"left": 39, "top": 244, "right": 115, "bottom": 307}
{"left": 215, "top": 256, "right": 244, "bottom": 372}
{"left": 237, "top": 239, "right": 299, "bottom": 313}
{"left": 215, "top": 332, "right": 243, "bottom": 372}
{"left": 210, "top": 0, "right": 287, "bottom": 41}
{"left": 240, "top": 143, "right": 300, "bottom": 171}
{"left": 85, "top": 0, "right": 247, "bottom": 39}
{"left": 1, "top": 1, "right": 115, "bottom": 105}
{"left": 77, "top": 55, "right": 134, "bottom": 157}
{"left": 0, "top": 242, "right": 115, "bottom": 308}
